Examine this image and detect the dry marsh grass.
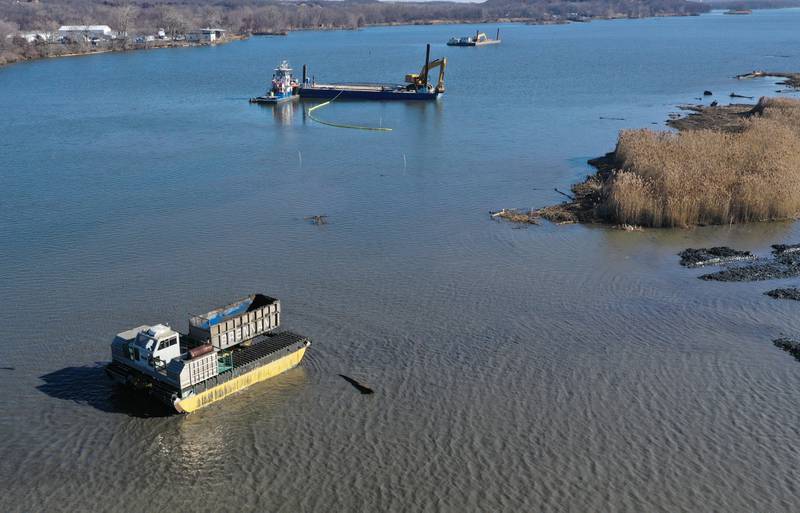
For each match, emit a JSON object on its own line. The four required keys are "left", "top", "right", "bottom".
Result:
{"left": 604, "top": 97, "right": 800, "bottom": 227}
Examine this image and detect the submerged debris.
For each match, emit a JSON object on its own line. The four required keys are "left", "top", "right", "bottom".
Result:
{"left": 773, "top": 338, "right": 800, "bottom": 361}
{"left": 677, "top": 244, "right": 800, "bottom": 281}
{"left": 772, "top": 243, "right": 800, "bottom": 255}
{"left": 765, "top": 288, "right": 800, "bottom": 301}
{"left": 678, "top": 247, "right": 753, "bottom": 267}
{"left": 614, "top": 224, "right": 643, "bottom": 231}
{"left": 700, "top": 262, "right": 792, "bottom": 282}
{"left": 305, "top": 215, "right": 328, "bottom": 225}
{"left": 699, "top": 252, "right": 800, "bottom": 282}
{"left": 534, "top": 205, "right": 579, "bottom": 224}
{"left": 490, "top": 209, "right": 539, "bottom": 224}
{"left": 338, "top": 374, "right": 374, "bottom": 394}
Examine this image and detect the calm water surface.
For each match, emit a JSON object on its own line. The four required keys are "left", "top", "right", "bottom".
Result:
{"left": 2, "top": 9, "right": 800, "bottom": 512}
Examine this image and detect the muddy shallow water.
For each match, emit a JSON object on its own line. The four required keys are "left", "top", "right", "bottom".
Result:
{"left": 2, "top": 10, "right": 800, "bottom": 513}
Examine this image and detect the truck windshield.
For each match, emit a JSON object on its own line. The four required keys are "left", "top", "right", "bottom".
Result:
{"left": 134, "top": 335, "right": 155, "bottom": 351}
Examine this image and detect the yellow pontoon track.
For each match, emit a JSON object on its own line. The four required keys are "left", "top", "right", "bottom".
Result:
{"left": 174, "top": 346, "right": 307, "bottom": 413}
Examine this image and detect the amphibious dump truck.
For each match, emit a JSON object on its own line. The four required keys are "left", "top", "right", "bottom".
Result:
{"left": 106, "top": 293, "right": 310, "bottom": 413}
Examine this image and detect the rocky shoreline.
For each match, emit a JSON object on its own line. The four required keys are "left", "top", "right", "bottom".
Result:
{"left": 736, "top": 70, "right": 800, "bottom": 90}
{"left": 678, "top": 243, "right": 800, "bottom": 282}
{"left": 676, "top": 242, "right": 800, "bottom": 364}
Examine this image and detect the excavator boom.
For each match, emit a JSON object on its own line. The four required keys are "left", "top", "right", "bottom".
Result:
{"left": 405, "top": 57, "right": 447, "bottom": 93}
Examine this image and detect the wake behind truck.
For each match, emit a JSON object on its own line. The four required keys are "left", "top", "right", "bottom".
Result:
{"left": 106, "top": 293, "right": 310, "bottom": 413}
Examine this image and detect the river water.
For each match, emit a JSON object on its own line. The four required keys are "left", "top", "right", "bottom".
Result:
{"left": 2, "top": 9, "right": 800, "bottom": 512}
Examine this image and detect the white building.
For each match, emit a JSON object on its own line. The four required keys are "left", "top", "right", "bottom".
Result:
{"left": 58, "top": 25, "right": 114, "bottom": 41}
{"left": 186, "top": 28, "right": 226, "bottom": 43}
{"left": 17, "top": 31, "right": 53, "bottom": 43}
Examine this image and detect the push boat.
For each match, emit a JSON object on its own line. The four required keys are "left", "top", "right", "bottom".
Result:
{"left": 250, "top": 61, "right": 299, "bottom": 104}
{"left": 447, "top": 29, "right": 501, "bottom": 47}
{"left": 105, "top": 293, "right": 310, "bottom": 413}
{"left": 298, "top": 44, "right": 446, "bottom": 101}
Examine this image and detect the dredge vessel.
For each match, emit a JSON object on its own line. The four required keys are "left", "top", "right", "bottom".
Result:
{"left": 106, "top": 294, "right": 310, "bottom": 413}
{"left": 299, "top": 44, "right": 446, "bottom": 101}
{"left": 447, "top": 29, "right": 501, "bottom": 47}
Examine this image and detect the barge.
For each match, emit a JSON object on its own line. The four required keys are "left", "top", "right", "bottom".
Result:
{"left": 447, "top": 29, "right": 501, "bottom": 47}
{"left": 250, "top": 60, "right": 299, "bottom": 104}
{"left": 298, "top": 44, "right": 446, "bottom": 101}
{"left": 105, "top": 293, "right": 310, "bottom": 413}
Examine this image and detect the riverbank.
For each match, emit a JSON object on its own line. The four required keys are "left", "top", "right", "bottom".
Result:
{"left": 0, "top": 8, "right": 704, "bottom": 69}
{"left": 736, "top": 70, "right": 800, "bottom": 89}
{"left": 0, "top": 34, "right": 247, "bottom": 68}
{"left": 496, "top": 94, "right": 800, "bottom": 228}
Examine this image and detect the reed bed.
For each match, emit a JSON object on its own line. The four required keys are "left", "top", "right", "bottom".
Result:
{"left": 603, "top": 98, "right": 800, "bottom": 227}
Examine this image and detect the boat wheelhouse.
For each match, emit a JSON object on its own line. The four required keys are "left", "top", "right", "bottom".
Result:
{"left": 250, "top": 60, "right": 299, "bottom": 104}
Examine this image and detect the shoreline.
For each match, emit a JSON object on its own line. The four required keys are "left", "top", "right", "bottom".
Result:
{"left": 495, "top": 84, "right": 800, "bottom": 228}
{"left": 1, "top": 12, "right": 701, "bottom": 70}
{"left": 736, "top": 70, "right": 800, "bottom": 90}
{"left": 0, "top": 34, "right": 248, "bottom": 69}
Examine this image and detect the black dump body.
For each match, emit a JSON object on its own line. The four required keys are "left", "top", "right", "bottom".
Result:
{"left": 247, "top": 293, "right": 277, "bottom": 311}
{"left": 186, "top": 331, "right": 309, "bottom": 397}
{"left": 231, "top": 331, "right": 307, "bottom": 369}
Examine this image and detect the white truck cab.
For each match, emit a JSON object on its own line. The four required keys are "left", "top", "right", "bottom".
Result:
{"left": 125, "top": 324, "right": 181, "bottom": 370}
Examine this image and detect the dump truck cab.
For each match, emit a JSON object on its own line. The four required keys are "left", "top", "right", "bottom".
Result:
{"left": 112, "top": 324, "right": 181, "bottom": 372}
{"left": 137, "top": 324, "right": 181, "bottom": 369}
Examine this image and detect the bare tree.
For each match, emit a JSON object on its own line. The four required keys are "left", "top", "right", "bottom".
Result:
{"left": 202, "top": 6, "right": 223, "bottom": 28}
{"left": 156, "top": 5, "right": 189, "bottom": 38}
{"left": 113, "top": 4, "right": 138, "bottom": 49}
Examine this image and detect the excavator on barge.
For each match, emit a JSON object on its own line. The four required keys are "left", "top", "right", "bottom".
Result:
{"left": 298, "top": 44, "right": 446, "bottom": 101}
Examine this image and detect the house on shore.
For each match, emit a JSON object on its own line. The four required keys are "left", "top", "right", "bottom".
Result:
{"left": 186, "top": 28, "right": 226, "bottom": 43}
{"left": 17, "top": 31, "right": 53, "bottom": 43}
{"left": 58, "top": 25, "right": 114, "bottom": 42}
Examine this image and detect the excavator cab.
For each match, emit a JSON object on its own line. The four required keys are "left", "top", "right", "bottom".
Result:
{"left": 405, "top": 45, "right": 446, "bottom": 94}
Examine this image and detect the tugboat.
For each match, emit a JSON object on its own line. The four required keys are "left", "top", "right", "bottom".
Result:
{"left": 250, "top": 60, "right": 299, "bottom": 104}
{"left": 106, "top": 293, "right": 310, "bottom": 413}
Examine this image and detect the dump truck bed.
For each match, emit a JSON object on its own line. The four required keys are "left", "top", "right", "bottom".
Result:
{"left": 188, "top": 294, "right": 280, "bottom": 350}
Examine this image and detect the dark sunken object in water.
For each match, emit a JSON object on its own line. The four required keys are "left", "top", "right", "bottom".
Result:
{"left": 773, "top": 338, "right": 800, "bottom": 361}
{"left": 772, "top": 243, "right": 800, "bottom": 255}
{"left": 339, "top": 374, "right": 374, "bottom": 394}
{"left": 700, "top": 251, "right": 800, "bottom": 282}
{"left": 765, "top": 288, "right": 800, "bottom": 300}
{"left": 678, "top": 247, "right": 752, "bottom": 267}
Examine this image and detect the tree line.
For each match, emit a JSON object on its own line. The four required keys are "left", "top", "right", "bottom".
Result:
{"left": 0, "top": 0, "right": 710, "bottom": 65}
